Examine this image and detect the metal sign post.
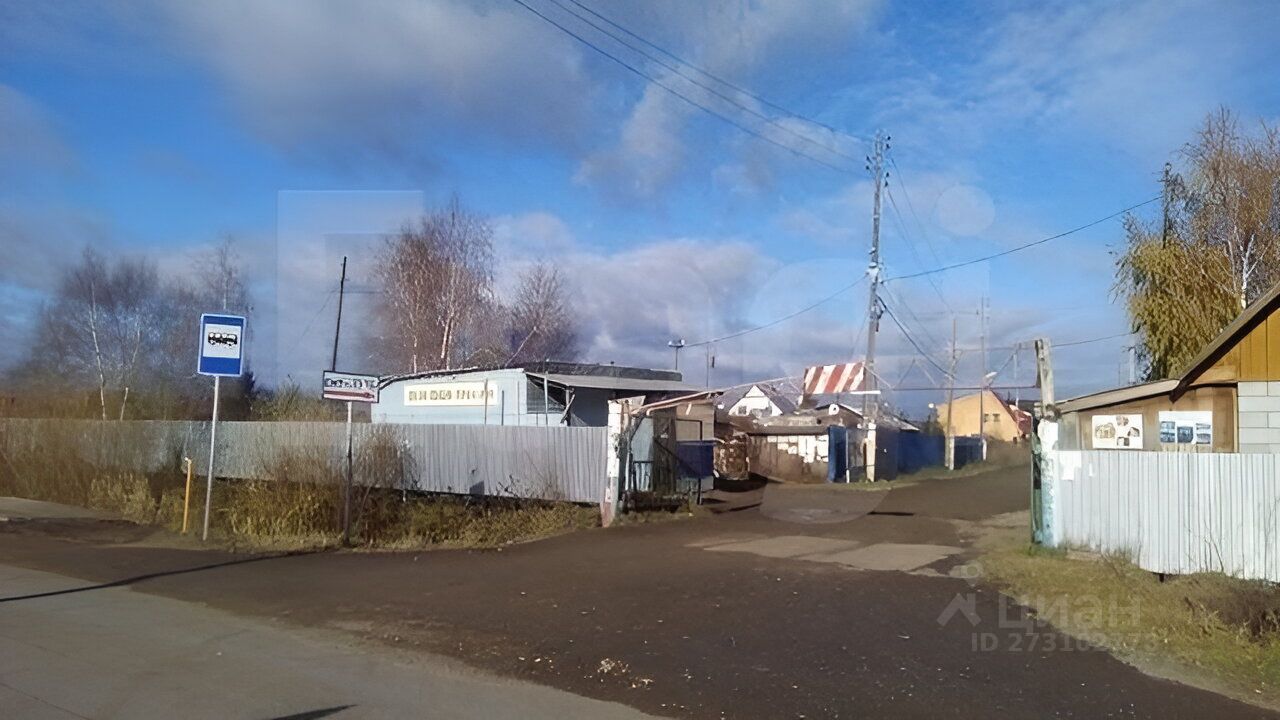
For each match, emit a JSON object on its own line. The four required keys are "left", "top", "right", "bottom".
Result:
{"left": 322, "top": 371, "right": 380, "bottom": 545}
{"left": 197, "top": 313, "right": 246, "bottom": 542}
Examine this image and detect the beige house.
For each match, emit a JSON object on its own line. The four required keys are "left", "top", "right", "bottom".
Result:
{"left": 936, "top": 389, "right": 1030, "bottom": 442}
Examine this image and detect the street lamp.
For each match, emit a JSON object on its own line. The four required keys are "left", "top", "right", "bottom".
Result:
{"left": 668, "top": 338, "right": 686, "bottom": 371}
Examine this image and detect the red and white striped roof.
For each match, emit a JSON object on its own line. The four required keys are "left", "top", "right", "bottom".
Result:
{"left": 803, "top": 362, "right": 867, "bottom": 396}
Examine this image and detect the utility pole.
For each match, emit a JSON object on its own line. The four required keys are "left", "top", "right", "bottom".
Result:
{"left": 705, "top": 343, "right": 714, "bottom": 387}
{"left": 945, "top": 316, "right": 957, "bottom": 471}
{"left": 1160, "top": 162, "right": 1173, "bottom": 246}
{"left": 1031, "top": 338, "right": 1056, "bottom": 544}
{"left": 331, "top": 256, "right": 347, "bottom": 373}
{"left": 330, "top": 256, "right": 353, "bottom": 547}
{"left": 862, "top": 130, "right": 888, "bottom": 481}
{"left": 1013, "top": 344, "right": 1020, "bottom": 407}
{"left": 978, "top": 297, "right": 987, "bottom": 460}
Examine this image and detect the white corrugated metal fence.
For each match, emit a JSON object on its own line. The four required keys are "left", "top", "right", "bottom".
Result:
{"left": 0, "top": 419, "right": 608, "bottom": 504}
{"left": 1046, "top": 449, "right": 1280, "bottom": 582}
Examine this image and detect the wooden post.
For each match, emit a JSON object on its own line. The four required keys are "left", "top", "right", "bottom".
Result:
{"left": 181, "top": 457, "right": 193, "bottom": 534}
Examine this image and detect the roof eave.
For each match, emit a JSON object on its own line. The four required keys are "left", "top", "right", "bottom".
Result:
{"left": 1055, "top": 379, "right": 1180, "bottom": 414}
{"left": 1172, "top": 282, "right": 1280, "bottom": 400}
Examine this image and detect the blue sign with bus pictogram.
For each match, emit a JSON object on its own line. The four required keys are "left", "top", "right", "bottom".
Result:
{"left": 198, "top": 313, "right": 245, "bottom": 377}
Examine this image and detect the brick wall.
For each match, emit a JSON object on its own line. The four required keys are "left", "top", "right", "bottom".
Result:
{"left": 1238, "top": 381, "right": 1280, "bottom": 452}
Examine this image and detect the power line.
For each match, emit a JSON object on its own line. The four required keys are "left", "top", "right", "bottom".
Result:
{"left": 1056, "top": 331, "right": 1135, "bottom": 348}
{"left": 880, "top": 297, "right": 952, "bottom": 380}
{"left": 543, "top": 0, "right": 862, "bottom": 166}
{"left": 886, "top": 197, "right": 1161, "bottom": 281}
{"left": 286, "top": 289, "right": 336, "bottom": 356}
{"left": 685, "top": 275, "right": 868, "bottom": 348}
{"left": 880, "top": 281, "right": 944, "bottom": 355}
{"left": 884, "top": 186, "right": 949, "bottom": 309}
{"left": 967, "top": 330, "right": 1131, "bottom": 353}
{"left": 563, "top": 0, "right": 869, "bottom": 146}
{"left": 888, "top": 157, "right": 948, "bottom": 269}
{"left": 508, "top": 0, "right": 855, "bottom": 175}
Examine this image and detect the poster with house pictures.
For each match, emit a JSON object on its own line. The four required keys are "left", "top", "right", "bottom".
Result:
{"left": 1158, "top": 410, "right": 1212, "bottom": 446}
{"left": 1091, "top": 414, "right": 1144, "bottom": 449}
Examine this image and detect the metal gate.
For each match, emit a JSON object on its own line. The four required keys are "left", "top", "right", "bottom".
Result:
{"left": 622, "top": 414, "right": 710, "bottom": 510}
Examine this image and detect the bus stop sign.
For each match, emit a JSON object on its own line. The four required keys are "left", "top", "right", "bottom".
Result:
{"left": 198, "top": 313, "right": 245, "bottom": 377}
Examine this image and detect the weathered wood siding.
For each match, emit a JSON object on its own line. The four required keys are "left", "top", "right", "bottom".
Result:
{"left": 1203, "top": 311, "right": 1280, "bottom": 383}
{"left": 1060, "top": 385, "right": 1236, "bottom": 452}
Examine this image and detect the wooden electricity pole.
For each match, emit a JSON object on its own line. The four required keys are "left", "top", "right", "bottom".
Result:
{"left": 331, "top": 257, "right": 353, "bottom": 547}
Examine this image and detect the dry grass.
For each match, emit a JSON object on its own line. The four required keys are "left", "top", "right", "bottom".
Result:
{"left": 0, "top": 421, "right": 598, "bottom": 550}
{"left": 980, "top": 526, "right": 1280, "bottom": 708}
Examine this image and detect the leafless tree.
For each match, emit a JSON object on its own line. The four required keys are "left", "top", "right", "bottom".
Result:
{"left": 1180, "top": 109, "right": 1280, "bottom": 310}
{"left": 374, "top": 198, "right": 495, "bottom": 373}
{"left": 505, "top": 262, "right": 580, "bottom": 365}
{"left": 26, "top": 248, "right": 178, "bottom": 419}
{"left": 198, "top": 235, "right": 250, "bottom": 313}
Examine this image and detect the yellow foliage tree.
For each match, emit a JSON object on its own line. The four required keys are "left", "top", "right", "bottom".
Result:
{"left": 1115, "top": 109, "right": 1280, "bottom": 380}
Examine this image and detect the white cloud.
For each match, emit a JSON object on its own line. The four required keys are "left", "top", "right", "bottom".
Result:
{"left": 574, "top": 0, "right": 879, "bottom": 201}
{"left": 576, "top": 84, "right": 689, "bottom": 202}
{"left": 0, "top": 84, "right": 78, "bottom": 192}
{"left": 873, "top": 0, "right": 1280, "bottom": 167}
{"left": 149, "top": 0, "right": 596, "bottom": 168}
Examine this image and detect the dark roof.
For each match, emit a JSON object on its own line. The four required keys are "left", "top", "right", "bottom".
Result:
{"left": 715, "top": 379, "right": 801, "bottom": 414}
{"left": 380, "top": 361, "right": 682, "bottom": 388}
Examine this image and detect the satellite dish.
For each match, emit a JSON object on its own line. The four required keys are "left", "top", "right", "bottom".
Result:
{"left": 828, "top": 404, "right": 839, "bottom": 416}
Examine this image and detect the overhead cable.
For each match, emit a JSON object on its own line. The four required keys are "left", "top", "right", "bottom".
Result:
{"left": 509, "top": 0, "right": 856, "bottom": 175}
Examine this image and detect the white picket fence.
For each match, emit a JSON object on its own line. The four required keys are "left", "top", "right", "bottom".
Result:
{"left": 1046, "top": 449, "right": 1280, "bottom": 582}
{"left": 0, "top": 419, "right": 609, "bottom": 504}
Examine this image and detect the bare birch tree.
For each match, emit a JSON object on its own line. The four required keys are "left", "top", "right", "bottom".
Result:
{"left": 26, "top": 248, "right": 175, "bottom": 419}
{"left": 505, "top": 262, "right": 580, "bottom": 365}
{"left": 374, "top": 198, "right": 495, "bottom": 373}
{"left": 1116, "top": 108, "right": 1280, "bottom": 379}
{"left": 199, "top": 236, "right": 250, "bottom": 313}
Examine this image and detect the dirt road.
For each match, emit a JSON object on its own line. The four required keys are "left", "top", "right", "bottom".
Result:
{"left": 0, "top": 467, "right": 1273, "bottom": 719}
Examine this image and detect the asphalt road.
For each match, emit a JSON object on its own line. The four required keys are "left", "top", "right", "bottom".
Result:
{"left": 0, "top": 562, "right": 653, "bottom": 720}
{"left": 0, "top": 467, "right": 1274, "bottom": 719}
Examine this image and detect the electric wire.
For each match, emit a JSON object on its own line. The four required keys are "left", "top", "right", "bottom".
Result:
{"left": 563, "top": 0, "right": 870, "bottom": 146}
{"left": 509, "top": 0, "right": 856, "bottom": 175}
{"left": 886, "top": 197, "right": 1161, "bottom": 281}
{"left": 543, "top": 0, "right": 863, "bottom": 166}
{"left": 684, "top": 275, "right": 868, "bottom": 348}
{"left": 880, "top": 297, "right": 953, "bottom": 380}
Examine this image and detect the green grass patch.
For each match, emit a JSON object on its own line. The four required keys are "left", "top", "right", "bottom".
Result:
{"left": 980, "top": 526, "right": 1280, "bottom": 708}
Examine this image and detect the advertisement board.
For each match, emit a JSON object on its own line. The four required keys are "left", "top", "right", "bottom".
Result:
{"left": 1091, "top": 413, "right": 1144, "bottom": 449}
{"left": 1158, "top": 410, "right": 1212, "bottom": 446}
{"left": 404, "top": 381, "right": 496, "bottom": 407}
{"left": 323, "top": 371, "right": 379, "bottom": 403}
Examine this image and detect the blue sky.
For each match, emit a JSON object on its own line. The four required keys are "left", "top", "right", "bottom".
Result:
{"left": 3, "top": 0, "right": 1280, "bottom": 407}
